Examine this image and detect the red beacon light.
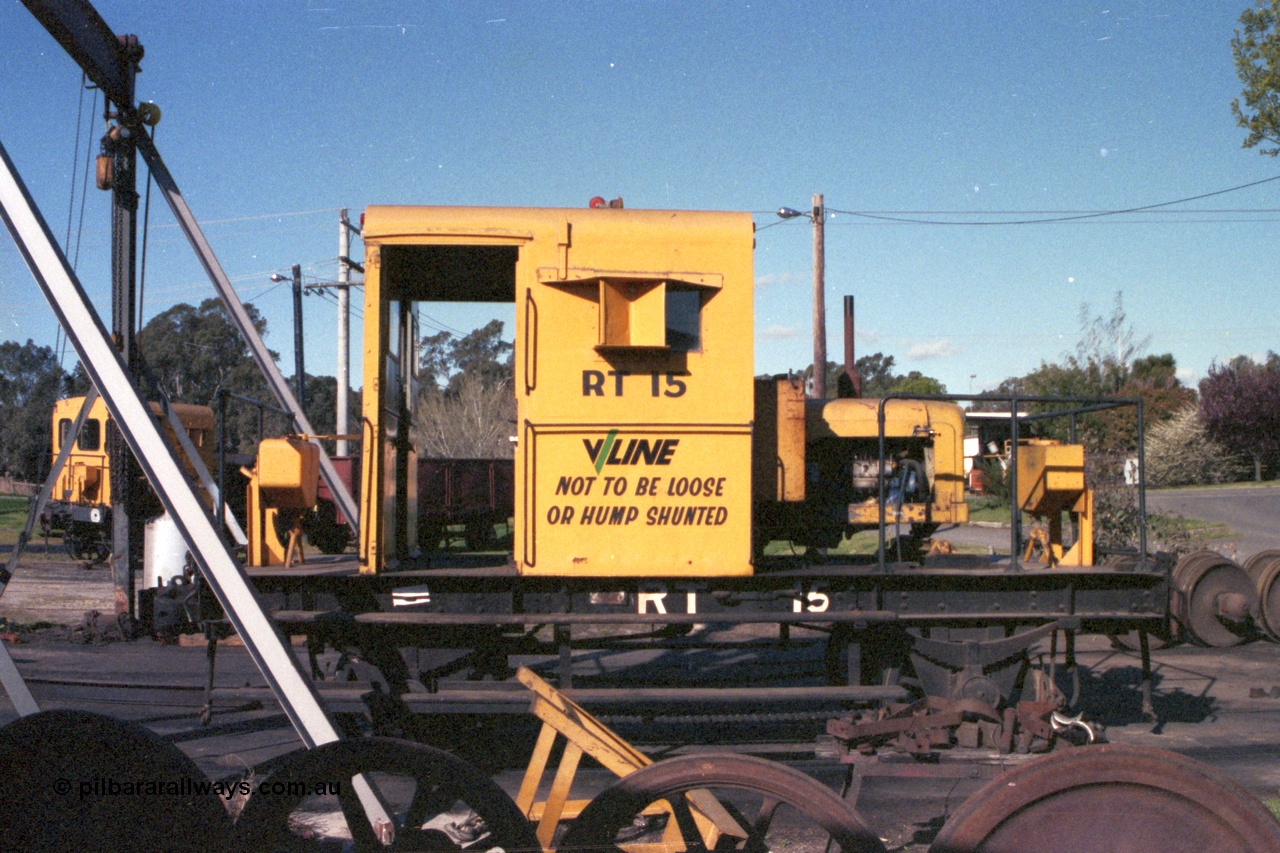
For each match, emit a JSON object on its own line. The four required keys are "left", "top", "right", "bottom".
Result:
{"left": 589, "top": 196, "right": 624, "bottom": 209}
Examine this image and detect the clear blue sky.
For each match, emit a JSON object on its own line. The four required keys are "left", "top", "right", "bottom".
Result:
{"left": 1, "top": 1, "right": 1277, "bottom": 397}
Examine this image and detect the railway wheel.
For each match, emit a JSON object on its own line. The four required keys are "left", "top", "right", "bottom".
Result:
{"left": 557, "top": 753, "right": 885, "bottom": 853}
{"left": 929, "top": 743, "right": 1280, "bottom": 852}
{"left": 1243, "top": 549, "right": 1280, "bottom": 641}
{"left": 0, "top": 709, "right": 234, "bottom": 852}
{"left": 1172, "top": 550, "right": 1258, "bottom": 647}
{"left": 231, "top": 737, "right": 540, "bottom": 852}
{"left": 63, "top": 522, "right": 109, "bottom": 563}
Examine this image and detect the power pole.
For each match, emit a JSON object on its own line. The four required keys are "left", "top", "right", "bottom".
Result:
{"left": 336, "top": 210, "right": 351, "bottom": 457}
{"left": 291, "top": 263, "right": 305, "bottom": 412}
{"left": 811, "top": 193, "right": 826, "bottom": 400}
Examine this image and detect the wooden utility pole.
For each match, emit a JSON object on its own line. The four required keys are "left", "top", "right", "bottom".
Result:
{"left": 336, "top": 210, "right": 351, "bottom": 457}
{"left": 292, "top": 264, "right": 305, "bottom": 412}
{"left": 811, "top": 193, "right": 826, "bottom": 399}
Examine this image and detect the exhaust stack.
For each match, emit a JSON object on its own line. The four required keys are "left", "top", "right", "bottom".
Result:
{"left": 840, "top": 295, "right": 862, "bottom": 397}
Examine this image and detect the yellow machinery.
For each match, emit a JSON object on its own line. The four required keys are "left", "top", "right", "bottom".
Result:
{"left": 359, "top": 206, "right": 755, "bottom": 576}
{"left": 243, "top": 436, "right": 319, "bottom": 568}
{"left": 45, "top": 395, "right": 214, "bottom": 561}
{"left": 752, "top": 380, "right": 968, "bottom": 550}
{"left": 352, "top": 206, "right": 1047, "bottom": 576}
{"left": 1015, "top": 439, "right": 1093, "bottom": 567}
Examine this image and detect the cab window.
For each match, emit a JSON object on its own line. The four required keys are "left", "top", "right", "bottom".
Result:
{"left": 78, "top": 418, "right": 102, "bottom": 451}
{"left": 665, "top": 288, "right": 702, "bottom": 352}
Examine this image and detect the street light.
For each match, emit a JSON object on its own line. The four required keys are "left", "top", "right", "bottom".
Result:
{"left": 272, "top": 266, "right": 305, "bottom": 410}
{"left": 777, "top": 195, "right": 826, "bottom": 398}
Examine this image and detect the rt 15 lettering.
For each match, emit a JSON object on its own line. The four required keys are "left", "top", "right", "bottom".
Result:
{"left": 582, "top": 370, "right": 686, "bottom": 397}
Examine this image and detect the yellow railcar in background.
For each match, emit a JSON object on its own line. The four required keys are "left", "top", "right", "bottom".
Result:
{"left": 44, "top": 395, "right": 214, "bottom": 562}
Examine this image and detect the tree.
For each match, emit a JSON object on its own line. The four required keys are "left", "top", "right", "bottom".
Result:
{"left": 1232, "top": 0, "right": 1280, "bottom": 156}
{"left": 795, "top": 353, "right": 946, "bottom": 399}
{"left": 1198, "top": 353, "right": 1280, "bottom": 481}
{"left": 139, "top": 298, "right": 274, "bottom": 405}
{"left": 889, "top": 371, "right": 946, "bottom": 396}
{"left": 138, "top": 298, "right": 283, "bottom": 453}
{"left": 302, "top": 374, "right": 362, "bottom": 456}
{"left": 1130, "top": 353, "right": 1179, "bottom": 389}
{"left": 419, "top": 320, "right": 513, "bottom": 393}
{"left": 980, "top": 292, "right": 1167, "bottom": 452}
{"left": 1145, "top": 404, "right": 1245, "bottom": 487}
{"left": 413, "top": 373, "right": 516, "bottom": 459}
{"left": 1075, "top": 292, "right": 1150, "bottom": 395}
{"left": 412, "top": 321, "right": 516, "bottom": 458}
{"left": 0, "top": 340, "right": 68, "bottom": 481}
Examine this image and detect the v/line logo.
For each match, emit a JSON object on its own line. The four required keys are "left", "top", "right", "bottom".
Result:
{"left": 583, "top": 430, "right": 679, "bottom": 473}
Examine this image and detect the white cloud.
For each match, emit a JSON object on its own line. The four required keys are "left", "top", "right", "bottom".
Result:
{"left": 760, "top": 324, "right": 799, "bottom": 339}
{"left": 907, "top": 339, "right": 958, "bottom": 359}
{"left": 755, "top": 273, "right": 796, "bottom": 287}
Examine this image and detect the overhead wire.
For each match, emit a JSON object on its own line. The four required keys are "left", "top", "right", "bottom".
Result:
{"left": 820, "top": 174, "right": 1280, "bottom": 226}
{"left": 57, "top": 75, "right": 98, "bottom": 369}
{"left": 63, "top": 72, "right": 88, "bottom": 254}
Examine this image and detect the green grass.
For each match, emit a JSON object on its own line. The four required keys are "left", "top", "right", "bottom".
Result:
{"left": 0, "top": 495, "right": 29, "bottom": 529}
{"left": 0, "top": 618, "right": 56, "bottom": 633}
{"left": 966, "top": 496, "right": 1038, "bottom": 526}
{"left": 1148, "top": 513, "right": 1236, "bottom": 541}
{"left": 763, "top": 530, "right": 990, "bottom": 557}
{"left": 1264, "top": 797, "right": 1280, "bottom": 821}
{"left": 0, "top": 495, "right": 64, "bottom": 558}
{"left": 1148, "top": 479, "right": 1280, "bottom": 493}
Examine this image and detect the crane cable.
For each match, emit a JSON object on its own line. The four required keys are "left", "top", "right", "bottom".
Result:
{"left": 58, "top": 74, "right": 98, "bottom": 370}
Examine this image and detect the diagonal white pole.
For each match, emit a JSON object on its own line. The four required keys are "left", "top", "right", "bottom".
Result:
{"left": 135, "top": 134, "right": 359, "bottom": 539}
{"left": 0, "top": 136, "right": 341, "bottom": 748}
{"left": 0, "top": 134, "right": 396, "bottom": 834}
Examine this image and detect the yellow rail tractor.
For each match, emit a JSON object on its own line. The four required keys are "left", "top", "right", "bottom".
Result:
{"left": 44, "top": 395, "right": 215, "bottom": 562}
{"left": 354, "top": 206, "right": 971, "bottom": 576}
{"left": 242, "top": 204, "right": 1186, "bottom": 711}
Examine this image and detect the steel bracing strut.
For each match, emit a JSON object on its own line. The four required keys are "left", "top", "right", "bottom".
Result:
{"left": 0, "top": 136, "right": 396, "bottom": 832}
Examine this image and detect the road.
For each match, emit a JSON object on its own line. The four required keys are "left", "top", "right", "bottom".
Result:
{"left": 941, "top": 482, "right": 1280, "bottom": 564}
{"left": 1146, "top": 483, "right": 1280, "bottom": 562}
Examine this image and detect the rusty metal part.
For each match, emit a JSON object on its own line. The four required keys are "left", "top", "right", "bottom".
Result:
{"left": 1244, "top": 549, "right": 1280, "bottom": 641}
{"left": 558, "top": 752, "right": 886, "bottom": 853}
{"left": 909, "top": 621, "right": 1063, "bottom": 706}
{"left": 929, "top": 744, "right": 1280, "bottom": 853}
{"left": 825, "top": 695, "right": 1068, "bottom": 757}
{"left": 828, "top": 696, "right": 1003, "bottom": 755}
{"left": 232, "top": 737, "right": 539, "bottom": 852}
{"left": 1173, "top": 550, "right": 1259, "bottom": 647}
{"left": 1012, "top": 700, "right": 1057, "bottom": 744}
{"left": 0, "top": 709, "right": 234, "bottom": 852}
